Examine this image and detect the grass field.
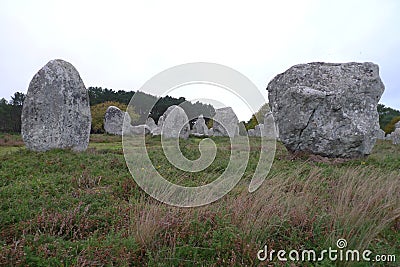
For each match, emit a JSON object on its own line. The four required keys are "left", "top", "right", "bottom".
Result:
{"left": 0, "top": 134, "right": 399, "bottom": 266}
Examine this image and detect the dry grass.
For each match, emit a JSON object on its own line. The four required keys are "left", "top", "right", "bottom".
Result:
{"left": 225, "top": 165, "right": 400, "bottom": 253}
{"left": 113, "top": 165, "right": 400, "bottom": 265}
{"left": 0, "top": 133, "right": 24, "bottom": 147}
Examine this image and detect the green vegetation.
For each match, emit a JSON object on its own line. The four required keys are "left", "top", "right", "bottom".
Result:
{"left": 244, "top": 103, "right": 271, "bottom": 130}
{"left": 0, "top": 92, "right": 25, "bottom": 133}
{"left": 88, "top": 87, "right": 215, "bottom": 126}
{"left": 378, "top": 104, "right": 400, "bottom": 134}
{"left": 1, "top": 135, "right": 399, "bottom": 266}
{"left": 90, "top": 101, "right": 140, "bottom": 133}
{"left": 384, "top": 116, "right": 400, "bottom": 134}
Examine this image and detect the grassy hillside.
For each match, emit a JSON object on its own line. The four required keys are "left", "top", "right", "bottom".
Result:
{"left": 0, "top": 134, "right": 399, "bottom": 266}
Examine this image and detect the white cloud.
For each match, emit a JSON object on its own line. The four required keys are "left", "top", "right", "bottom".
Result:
{"left": 0, "top": 0, "right": 399, "bottom": 118}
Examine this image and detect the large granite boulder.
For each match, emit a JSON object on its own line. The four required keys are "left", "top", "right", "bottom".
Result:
{"left": 192, "top": 114, "right": 209, "bottom": 136}
{"left": 213, "top": 107, "right": 239, "bottom": 137}
{"left": 104, "top": 106, "right": 131, "bottom": 135}
{"left": 267, "top": 62, "right": 385, "bottom": 158}
{"left": 21, "top": 59, "right": 91, "bottom": 152}
{"left": 395, "top": 121, "right": 400, "bottom": 129}
{"left": 161, "top": 105, "right": 190, "bottom": 139}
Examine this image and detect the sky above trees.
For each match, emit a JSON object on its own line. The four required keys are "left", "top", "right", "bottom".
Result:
{"left": 1, "top": 0, "right": 399, "bottom": 121}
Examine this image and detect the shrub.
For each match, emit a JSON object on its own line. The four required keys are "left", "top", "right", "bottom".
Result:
{"left": 384, "top": 116, "right": 400, "bottom": 134}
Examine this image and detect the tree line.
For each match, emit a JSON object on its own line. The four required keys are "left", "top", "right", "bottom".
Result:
{"left": 0, "top": 88, "right": 215, "bottom": 134}
{"left": 0, "top": 92, "right": 25, "bottom": 133}
{"left": 1, "top": 88, "right": 399, "bottom": 134}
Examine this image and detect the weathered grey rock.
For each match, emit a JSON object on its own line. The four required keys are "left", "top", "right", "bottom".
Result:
{"left": 248, "top": 129, "right": 255, "bottom": 137}
{"left": 151, "top": 127, "right": 161, "bottom": 136}
{"left": 21, "top": 59, "right": 91, "bottom": 152}
{"left": 151, "top": 116, "right": 164, "bottom": 136}
{"left": 392, "top": 128, "right": 400, "bottom": 145}
{"left": 393, "top": 122, "right": 400, "bottom": 144}
{"left": 192, "top": 114, "right": 209, "bottom": 136}
{"left": 213, "top": 107, "right": 239, "bottom": 137}
{"left": 125, "top": 124, "right": 151, "bottom": 136}
{"left": 267, "top": 62, "right": 385, "bottom": 158}
{"left": 104, "top": 106, "right": 131, "bottom": 135}
{"left": 158, "top": 115, "right": 165, "bottom": 127}
{"left": 146, "top": 117, "right": 157, "bottom": 132}
{"left": 264, "top": 111, "right": 279, "bottom": 140}
{"left": 254, "top": 124, "right": 263, "bottom": 137}
{"left": 208, "top": 128, "right": 214, "bottom": 136}
{"left": 238, "top": 123, "right": 248, "bottom": 136}
{"left": 377, "top": 129, "right": 386, "bottom": 140}
{"left": 161, "top": 105, "right": 190, "bottom": 139}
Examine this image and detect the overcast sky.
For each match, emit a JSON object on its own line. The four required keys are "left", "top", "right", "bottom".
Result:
{"left": 1, "top": 0, "right": 399, "bottom": 120}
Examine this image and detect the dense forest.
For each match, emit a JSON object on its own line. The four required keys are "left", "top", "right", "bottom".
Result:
{"left": 0, "top": 92, "right": 25, "bottom": 133}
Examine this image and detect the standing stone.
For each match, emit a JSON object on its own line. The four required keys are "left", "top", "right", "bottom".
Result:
{"left": 213, "top": 107, "right": 239, "bottom": 137}
{"left": 208, "top": 128, "right": 214, "bottom": 136}
{"left": 125, "top": 124, "right": 151, "bottom": 136}
{"left": 21, "top": 59, "right": 91, "bottom": 152}
{"left": 267, "top": 62, "right": 385, "bottom": 158}
{"left": 376, "top": 129, "right": 386, "bottom": 140}
{"left": 238, "top": 123, "right": 248, "bottom": 136}
{"left": 161, "top": 105, "right": 190, "bottom": 139}
{"left": 248, "top": 129, "right": 255, "bottom": 137}
{"left": 192, "top": 114, "right": 209, "bottom": 136}
{"left": 254, "top": 124, "right": 263, "bottom": 137}
{"left": 264, "top": 111, "right": 279, "bottom": 140}
{"left": 158, "top": 115, "right": 165, "bottom": 127}
{"left": 151, "top": 115, "right": 164, "bottom": 136}
{"left": 392, "top": 129, "right": 400, "bottom": 145}
{"left": 104, "top": 106, "right": 131, "bottom": 135}
{"left": 393, "top": 121, "right": 400, "bottom": 144}
{"left": 146, "top": 117, "right": 157, "bottom": 132}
